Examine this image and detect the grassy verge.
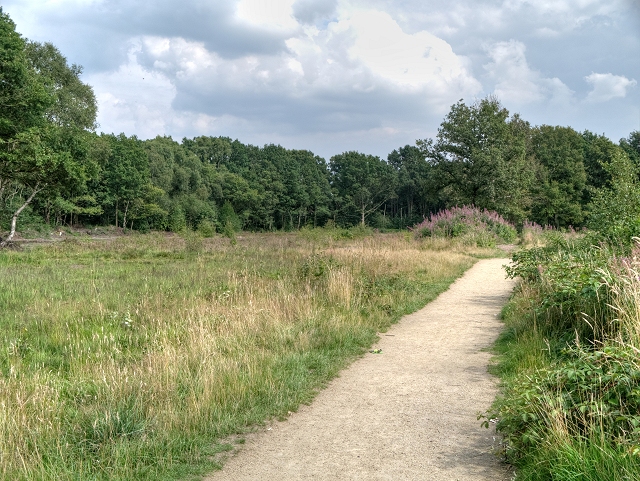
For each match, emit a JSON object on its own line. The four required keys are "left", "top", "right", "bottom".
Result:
{"left": 488, "top": 234, "right": 640, "bottom": 480}
{"left": 0, "top": 231, "right": 489, "bottom": 480}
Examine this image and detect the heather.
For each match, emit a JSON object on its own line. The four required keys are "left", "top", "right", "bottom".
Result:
{"left": 412, "top": 206, "right": 517, "bottom": 247}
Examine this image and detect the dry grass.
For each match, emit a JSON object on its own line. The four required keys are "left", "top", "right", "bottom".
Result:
{"left": 0, "top": 231, "right": 486, "bottom": 480}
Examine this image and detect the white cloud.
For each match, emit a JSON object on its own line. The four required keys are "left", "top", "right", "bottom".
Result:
{"left": 585, "top": 72, "right": 637, "bottom": 102}
{"left": 483, "top": 40, "right": 574, "bottom": 105}
{"left": 4, "top": 0, "right": 638, "bottom": 157}
{"left": 125, "top": 7, "right": 481, "bottom": 120}
{"left": 235, "top": 0, "right": 299, "bottom": 31}
{"left": 76, "top": 5, "right": 484, "bottom": 157}
{"left": 345, "top": 9, "right": 479, "bottom": 93}
{"left": 86, "top": 42, "right": 180, "bottom": 137}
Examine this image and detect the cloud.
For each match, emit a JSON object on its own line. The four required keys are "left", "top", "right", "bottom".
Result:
{"left": 124, "top": 8, "right": 481, "bottom": 132}
{"left": 75, "top": 4, "right": 484, "bottom": 158}
{"left": 345, "top": 10, "right": 479, "bottom": 94}
{"left": 293, "top": 0, "right": 338, "bottom": 24}
{"left": 585, "top": 72, "right": 637, "bottom": 102}
{"left": 483, "top": 40, "right": 574, "bottom": 105}
{"left": 86, "top": 43, "right": 180, "bottom": 138}
{"left": 235, "top": 0, "right": 299, "bottom": 32}
{"left": 3, "top": 0, "right": 638, "bottom": 158}
{"left": 3, "top": 0, "right": 293, "bottom": 69}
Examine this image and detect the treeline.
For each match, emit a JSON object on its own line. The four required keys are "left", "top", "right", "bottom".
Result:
{"left": 2, "top": 9, "right": 640, "bottom": 241}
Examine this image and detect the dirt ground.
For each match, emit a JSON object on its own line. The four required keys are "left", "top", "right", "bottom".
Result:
{"left": 206, "top": 258, "right": 515, "bottom": 481}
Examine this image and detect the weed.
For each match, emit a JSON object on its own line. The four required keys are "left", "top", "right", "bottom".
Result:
{"left": 412, "top": 206, "right": 517, "bottom": 247}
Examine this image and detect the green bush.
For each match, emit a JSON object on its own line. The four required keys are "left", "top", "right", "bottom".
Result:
{"left": 492, "top": 345, "right": 640, "bottom": 460}
{"left": 197, "top": 219, "right": 216, "bottom": 238}
{"left": 492, "top": 232, "right": 640, "bottom": 479}
{"left": 168, "top": 205, "right": 187, "bottom": 233}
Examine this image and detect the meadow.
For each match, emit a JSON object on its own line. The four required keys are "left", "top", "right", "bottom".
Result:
{"left": 0, "top": 230, "right": 491, "bottom": 480}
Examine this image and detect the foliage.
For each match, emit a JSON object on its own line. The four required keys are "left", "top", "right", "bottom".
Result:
{"left": 490, "top": 343, "right": 640, "bottom": 480}
{"left": 530, "top": 125, "right": 587, "bottom": 228}
{"left": 620, "top": 131, "right": 640, "bottom": 168}
{"left": 386, "top": 145, "right": 433, "bottom": 228}
{"left": 418, "top": 97, "right": 535, "bottom": 224}
{"left": 2, "top": 7, "right": 640, "bottom": 253}
{"left": 587, "top": 149, "right": 640, "bottom": 244}
{"left": 490, "top": 231, "right": 640, "bottom": 479}
{"left": 25, "top": 41, "right": 97, "bottom": 131}
{"left": 330, "top": 151, "right": 398, "bottom": 226}
{"left": 0, "top": 10, "right": 97, "bottom": 243}
{"left": 412, "top": 206, "right": 517, "bottom": 247}
{"left": 218, "top": 200, "right": 242, "bottom": 233}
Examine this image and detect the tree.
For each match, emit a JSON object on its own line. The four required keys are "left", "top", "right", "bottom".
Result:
{"left": 530, "top": 126, "right": 586, "bottom": 228}
{"left": 387, "top": 145, "right": 433, "bottom": 226}
{"left": 581, "top": 131, "right": 628, "bottom": 209}
{"left": 330, "top": 151, "right": 397, "bottom": 226}
{"left": 291, "top": 149, "right": 332, "bottom": 228}
{"left": 620, "top": 131, "right": 640, "bottom": 169}
{"left": 182, "top": 136, "right": 232, "bottom": 168}
{"left": 0, "top": 11, "right": 97, "bottom": 244}
{"left": 418, "top": 97, "right": 535, "bottom": 224}
{"left": 588, "top": 148, "right": 640, "bottom": 242}
{"left": 99, "top": 134, "right": 150, "bottom": 229}
{"left": 25, "top": 41, "right": 97, "bottom": 131}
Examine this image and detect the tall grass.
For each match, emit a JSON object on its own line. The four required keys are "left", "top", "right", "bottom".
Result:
{"left": 491, "top": 236, "right": 640, "bottom": 479}
{"left": 0, "top": 231, "right": 482, "bottom": 480}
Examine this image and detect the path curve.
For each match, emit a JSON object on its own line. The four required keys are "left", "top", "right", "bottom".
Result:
{"left": 206, "top": 258, "right": 515, "bottom": 481}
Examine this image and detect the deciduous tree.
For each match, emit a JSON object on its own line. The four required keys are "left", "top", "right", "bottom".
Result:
{"left": 418, "top": 97, "right": 535, "bottom": 224}
{"left": 330, "top": 151, "right": 397, "bottom": 226}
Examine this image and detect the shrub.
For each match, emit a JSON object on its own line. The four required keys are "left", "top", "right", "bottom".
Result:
{"left": 492, "top": 345, "right": 640, "bottom": 461}
{"left": 491, "top": 236, "right": 640, "bottom": 479}
{"left": 411, "top": 206, "right": 517, "bottom": 246}
{"left": 197, "top": 219, "right": 216, "bottom": 238}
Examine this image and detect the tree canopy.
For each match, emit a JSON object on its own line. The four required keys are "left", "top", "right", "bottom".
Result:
{"left": 418, "top": 97, "right": 535, "bottom": 224}
{"left": 0, "top": 10, "right": 97, "bottom": 245}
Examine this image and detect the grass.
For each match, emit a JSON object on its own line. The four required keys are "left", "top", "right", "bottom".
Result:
{"left": 0, "top": 230, "right": 490, "bottom": 480}
{"left": 488, "top": 237, "right": 640, "bottom": 480}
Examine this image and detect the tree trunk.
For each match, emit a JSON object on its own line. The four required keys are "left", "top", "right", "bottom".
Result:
{"left": 361, "top": 205, "right": 365, "bottom": 226}
{"left": 115, "top": 198, "right": 119, "bottom": 228}
{"left": 123, "top": 200, "right": 130, "bottom": 231}
{"left": 0, "top": 184, "right": 41, "bottom": 248}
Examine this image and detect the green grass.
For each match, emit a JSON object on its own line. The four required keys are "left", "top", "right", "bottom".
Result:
{"left": 0, "top": 231, "right": 484, "bottom": 480}
{"left": 489, "top": 275, "right": 640, "bottom": 480}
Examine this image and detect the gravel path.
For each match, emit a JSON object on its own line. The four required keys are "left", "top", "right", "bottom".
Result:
{"left": 206, "top": 258, "right": 515, "bottom": 481}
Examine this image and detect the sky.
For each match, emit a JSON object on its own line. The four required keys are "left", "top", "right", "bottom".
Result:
{"left": 3, "top": 0, "right": 639, "bottom": 160}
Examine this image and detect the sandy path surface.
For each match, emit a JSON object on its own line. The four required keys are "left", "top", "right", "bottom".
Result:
{"left": 206, "top": 258, "right": 515, "bottom": 481}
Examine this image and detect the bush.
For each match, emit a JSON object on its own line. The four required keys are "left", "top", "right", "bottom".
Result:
{"left": 411, "top": 206, "right": 517, "bottom": 246}
{"left": 491, "top": 235, "right": 640, "bottom": 479}
{"left": 492, "top": 345, "right": 640, "bottom": 462}
{"left": 218, "top": 201, "right": 242, "bottom": 233}
{"left": 587, "top": 150, "right": 640, "bottom": 244}
{"left": 168, "top": 205, "right": 187, "bottom": 233}
{"left": 197, "top": 219, "right": 216, "bottom": 238}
